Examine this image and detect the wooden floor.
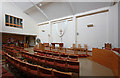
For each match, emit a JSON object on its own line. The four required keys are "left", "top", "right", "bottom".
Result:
{"left": 25, "top": 47, "right": 114, "bottom": 76}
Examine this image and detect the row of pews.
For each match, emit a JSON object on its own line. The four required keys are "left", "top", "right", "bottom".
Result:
{"left": 34, "top": 49, "right": 90, "bottom": 58}
{"left": 4, "top": 52, "right": 73, "bottom": 78}
{"left": 21, "top": 51, "right": 79, "bottom": 73}
{"left": 2, "top": 45, "right": 79, "bottom": 77}
{"left": 1, "top": 66, "right": 15, "bottom": 78}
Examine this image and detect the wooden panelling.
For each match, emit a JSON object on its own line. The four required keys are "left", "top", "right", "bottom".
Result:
{"left": 2, "top": 33, "right": 24, "bottom": 43}
{"left": 51, "top": 17, "right": 73, "bottom": 23}
{"left": 92, "top": 48, "right": 119, "bottom": 77}
{"left": 38, "top": 22, "right": 49, "bottom": 26}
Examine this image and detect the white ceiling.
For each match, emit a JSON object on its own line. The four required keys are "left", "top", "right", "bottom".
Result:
{"left": 13, "top": 1, "right": 112, "bottom": 23}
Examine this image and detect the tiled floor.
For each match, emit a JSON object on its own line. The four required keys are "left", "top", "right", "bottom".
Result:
{"left": 25, "top": 47, "right": 114, "bottom": 76}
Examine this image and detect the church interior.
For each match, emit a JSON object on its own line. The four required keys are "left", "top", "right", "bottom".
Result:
{"left": 0, "top": 0, "right": 120, "bottom": 78}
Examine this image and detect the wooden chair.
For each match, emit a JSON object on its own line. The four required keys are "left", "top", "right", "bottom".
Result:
{"left": 69, "top": 54, "right": 78, "bottom": 59}
{"left": 14, "top": 59, "right": 20, "bottom": 69}
{"left": 38, "top": 56, "right": 46, "bottom": 66}
{"left": 46, "top": 57, "right": 55, "bottom": 68}
{"left": 52, "top": 69, "right": 72, "bottom": 78}
{"left": 55, "top": 59, "right": 67, "bottom": 71}
{"left": 2, "top": 67, "right": 7, "bottom": 74}
{"left": 78, "top": 44, "right": 83, "bottom": 52}
{"left": 102, "top": 43, "right": 112, "bottom": 50}
{"left": 37, "top": 66, "right": 52, "bottom": 78}
{"left": 68, "top": 54, "right": 78, "bottom": 61}
{"left": 60, "top": 53, "right": 68, "bottom": 59}
{"left": 67, "top": 60, "right": 79, "bottom": 73}
{"left": 105, "top": 43, "right": 112, "bottom": 50}
{"left": 2, "top": 70, "right": 15, "bottom": 78}
{"left": 84, "top": 44, "right": 87, "bottom": 49}
{"left": 78, "top": 44, "right": 81, "bottom": 49}
{"left": 53, "top": 53, "right": 60, "bottom": 58}
{"left": 81, "top": 44, "right": 87, "bottom": 52}
{"left": 19, "top": 61, "right": 27, "bottom": 73}
{"left": 68, "top": 44, "right": 76, "bottom": 50}
{"left": 28, "top": 54, "right": 33, "bottom": 61}
{"left": 32, "top": 55, "right": 38, "bottom": 64}
{"left": 43, "top": 43, "right": 49, "bottom": 47}
{"left": 26, "top": 63, "right": 38, "bottom": 77}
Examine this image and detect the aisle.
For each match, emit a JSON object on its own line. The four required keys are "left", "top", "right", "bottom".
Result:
{"left": 79, "top": 58, "right": 114, "bottom": 76}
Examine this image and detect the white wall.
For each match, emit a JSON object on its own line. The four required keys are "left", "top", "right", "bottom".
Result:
{"left": 118, "top": 2, "right": 120, "bottom": 48}
{"left": 108, "top": 3, "right": 118, "bottom": 48}
{"left": 51, "top": 23, "right": 61, "bottom": 43}
{"left": 37, "top": 20, "right": 75, "bottom": 48}
{"left": 1, "top": 2, "right": 118, "bottom": 49}
{"left": 37, "top": 4, "right": 119, "bottom": 49}
{"left": 62, "top": 21, "right": 75, "bottom": 48}
{"left": 1, "top": 2, "right": 38, "bottom": 35}
{"left": 34, "top": 4, "right": 118, "bottom": 49}
{"left": 77, "top": 12, "right": 108, "bottom": 50}
{"left": 0, "top": 2, "right": 2, "bottom": 32}
{"left": 51, "top": 21, "right": 75, "bottom": 48}
{"left": 37, "top": 24, "right": 50, "bottom": 43}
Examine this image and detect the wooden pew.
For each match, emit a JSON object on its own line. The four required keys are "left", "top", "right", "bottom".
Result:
{"left": 4, "top": 52, "right": 73, "bottom": 78}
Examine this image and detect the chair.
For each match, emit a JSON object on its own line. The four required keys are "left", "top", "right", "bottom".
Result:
{"left": 46, "top": 57, "right": 55, "bottom": 68}
{"left": 2, "top": 71, "right": 15, "bottom": 78}
{"left": 26, "top": 63, "right": 38, "bottom": 77}
{"left": 43, "top": 43, "right": 49, "bottom": 47}
{"left": 24, "top": 53, "right": 29, "bottom": 59}
{"left": 14, "top": 59, "right": 20, "bottom": 69}
{"left": 38, "top": 56, "right": 46, "bottom": 65}
{"left": 2, "top": 51, "right": 5, "bottom": 59}
{"left": 84, "top": 44, "right": 87, "bottom": 49}
{"left": 53, "top": 53, "right": 59, "bottom": 58}
{"left": 112, "top": 48, "right": 120, "bottom": 53}
{"left": 19, "top": 61, "right": 27, "bottom": 73}
{"left": 32, "top": 55, "right": 38, "bottom": 64}
{"left": 68, "top": 44, "right": 76, "bottom": 50}
{"left": 69, "top": 54, "right": 78, "bottom": 59}
{"left": 2, "top": 67, "right": 7, "bottom": 74}
{"left": 37, "top": 66, "right": 52, "bottom": 77}
{"left": 73, "top": 44, "right": 76, "bottom": 49}
{"left": 78, "top": 44, "right": 81, "bottom": 49}
{"left": 9, "top": 56, "right": 15, "bottom": 66}
{"left": 81, "top": 44, "right": 87, "bottom": 52}
{"left": 67, "top": 60, "right": 79, "bottom": 73}
{"left": 60, "top": 53, "right": 68, "bottom": 59}
{"left": 53, "top": 69, "right": 72, "bottom": 78}
{"left": 55, "top": 59, "right": 67, "bottom": 71}
{"left": 46, "top": 52, "right": 53, "bottom": 57}
{"left": 78, "top": 44, "right": 83, "bottom": 51}
{"left": 102, "top": 43, "right": 112, "bottom": 50}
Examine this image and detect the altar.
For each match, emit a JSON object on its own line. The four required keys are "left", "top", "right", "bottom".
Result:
{"left": 51, "top": 43, "right": 63, "bottom": 49}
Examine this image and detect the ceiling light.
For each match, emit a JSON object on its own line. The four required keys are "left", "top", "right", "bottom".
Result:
{"left": 39, "top": 4, "right": 42, "bottom": 6}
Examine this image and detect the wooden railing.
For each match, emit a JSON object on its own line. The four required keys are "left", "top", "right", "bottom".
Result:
{"left": 92, "top": 48, "right": 119, "bottom": 77}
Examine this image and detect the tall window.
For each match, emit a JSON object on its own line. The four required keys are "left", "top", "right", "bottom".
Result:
{"left": 5, "top": 14, "right": 23, "bottom": 28}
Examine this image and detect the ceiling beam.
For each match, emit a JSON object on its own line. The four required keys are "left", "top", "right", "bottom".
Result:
{"left": 30, "top": 0, "right": 49, "bottom": 21}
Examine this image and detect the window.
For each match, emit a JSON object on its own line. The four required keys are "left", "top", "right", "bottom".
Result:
{"left": 5, "top": 14, "right": 23, "bottom": 28}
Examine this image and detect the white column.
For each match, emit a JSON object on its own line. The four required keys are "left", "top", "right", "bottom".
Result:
{"left": 49, "top": 21, "right": 52, "bottom": 43}
{"left": 73, "top": 15, "right": 77, "bottom": 47}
